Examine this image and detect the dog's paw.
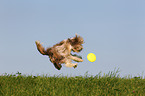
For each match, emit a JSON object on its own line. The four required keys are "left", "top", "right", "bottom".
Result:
{"left": 73, "top": 64, "right": 78, "bottom": 68}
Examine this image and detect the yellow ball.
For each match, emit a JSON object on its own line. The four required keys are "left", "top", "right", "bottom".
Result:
{"left": 87, "top": 53, "right": 96, "bottom": 62}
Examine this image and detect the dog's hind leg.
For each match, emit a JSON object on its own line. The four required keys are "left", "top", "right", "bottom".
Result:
{"left": 53, "top": 62, "right": 62, "bottom": 70}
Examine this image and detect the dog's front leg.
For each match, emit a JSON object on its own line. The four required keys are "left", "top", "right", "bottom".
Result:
{"left": 69, "top": 55, "right": 83, "bottom": 62}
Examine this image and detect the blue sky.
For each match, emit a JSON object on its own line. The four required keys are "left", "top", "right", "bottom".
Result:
{"left": 0, "top": 0, "right": 145, "bottom": 77}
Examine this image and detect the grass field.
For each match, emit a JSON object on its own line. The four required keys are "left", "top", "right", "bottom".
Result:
{"left": 0, "top": 70, "right": 145, "bottom": 96}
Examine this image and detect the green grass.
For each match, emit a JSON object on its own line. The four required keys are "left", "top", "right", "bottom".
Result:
{"left": 0, "top": 70, "right": 145, "bottom": 96}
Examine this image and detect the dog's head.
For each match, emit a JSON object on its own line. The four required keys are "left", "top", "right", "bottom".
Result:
{"left": 68, "top": 34, "right": 84, "bottom": 52}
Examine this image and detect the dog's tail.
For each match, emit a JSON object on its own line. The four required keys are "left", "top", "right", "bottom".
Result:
{"left": 35, "top": 40, "right": 47, "bottom": 55}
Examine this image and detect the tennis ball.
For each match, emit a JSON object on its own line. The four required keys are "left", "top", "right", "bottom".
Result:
{"left": 87, "top": 53, "right": 96, "bottom": 62}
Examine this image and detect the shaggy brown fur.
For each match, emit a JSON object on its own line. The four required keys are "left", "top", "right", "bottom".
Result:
{"left": 35, "top": 34, "right": 84, "bottom": 70}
